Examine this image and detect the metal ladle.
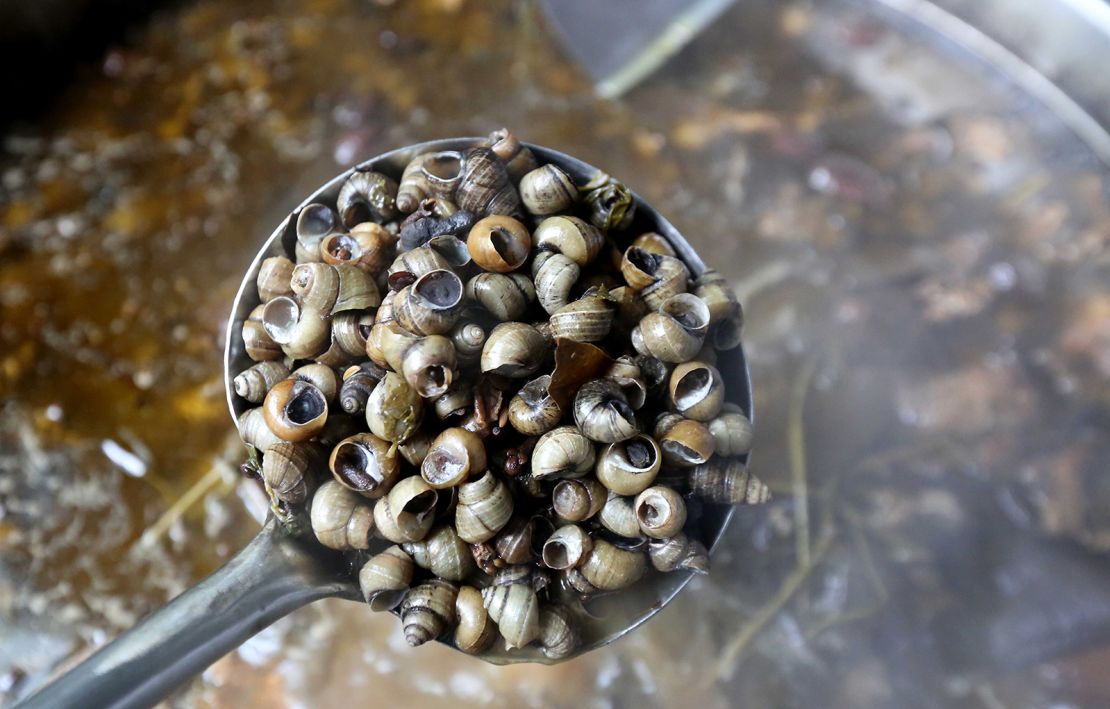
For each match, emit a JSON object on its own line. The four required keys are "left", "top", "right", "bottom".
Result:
{"left": 19, "top": 138, "right": 752, "bottom": 709}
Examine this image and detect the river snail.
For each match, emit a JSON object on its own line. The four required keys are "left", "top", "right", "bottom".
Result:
{"left": 620, "top": 247, "right": 689, "bottom": 310}
{"left": 401, "top": 579, "right": 458, "bottom": 647}
{"left": 648, "top": 532, "right": 710, "bottom": 574}
{"left": 552, "top": 477, "right": 607, "bottom": 522}
{"left": 449, "top": 321, "right": 487, "bottom": 366}
{"left": 402, "top": 524, "right": 477, "bottom": 581}
{"left": 465, "top": 272, "right": 535, "bottom": 321}
{"left": 289, "top": 363, "right": 340, "bottom": 405}
{"left": 263, "top": 379, "right": 329, "bottom": 443}
{"left": 432, "top": 379, "right": 474, "bottom": 421}
{"left": 295, "top": 203, "right": 340, "bottom": 262}
{"left": 573, "top": 379, "right": 638, "bottom": 443}
{"left": 234, "top": 361, "right": 290, "bottom": 404}
{"left": 532, "top": 251, "right": 580, "bottom": 315}
{"left": 455, "top": 471, "right": 514, "bottom": 543}
{"left": 634, "top": 485, "right": 687, "bottom": 539}
{"left": 421, "top": 427, "right": 487, "bottom": 489}
{"left": 708, "top": 403, "right": 754, "bottom": 456}
{"left": 532, "top": 215, "right": 603, "bottom": 267}
{"left": 256, "top": 255, "right": 295, "bottom": 303}
{"left": 338, "top": 361, "right": 385, "bottom": 415}
{"left": 668, "top": 361, "right": 725, "bottom": 422}
{"left": 689, "top": 458, "right": 770, "bottom": 505}
{"left": 454, "top": 585, "right": 497, "bottom": 654}
{"left": 328, "top": 432, "right": 401, "bottom": 499}
{"left": 519, "top": 164, "right": 577, "bottom": 216}
{"left": 337, "top": 169, "right": 398, "bottom": 227}
{"left": 658, "top": 418, "right": 716, "bottom": 468}
{"left": 581, "top": 170, "right": 635, "bottom": 232}
{"left": 481, "top": 569, "right": 540, "bottom": 648}
{"left": 631, "top": 293, "right": 711, "bottom": 364}
{"left": 480, "top": 322, "right": 546, "bottom": 379}
{"left": 393, "top": 269, "right": 464, "bottom": 336}
{"left": 316, "top": 310, "right": 375, "bottom": 367}
{"left": 373, "top": 474, "right": 438, "bottom": 544}
{"left": 537, "top": 604, "right": 579, "bottom": 659}
{"left": 310, "top": 480, "right": 375, "bottom": 550}
{"left": 262, "top": 296, "right": 330, "bottom": 361}
{"left": 631, "top": 231, "right": 676, "bottom": 257}
{"left": 457, "top": 146, "right": 522, "bottom": 217}
{"left": 595, "top": 434, "right": 661, "bottom": 495}
{"left": 577, "top": 538, "right": 647, "bottom": 591}
{"left": 598, "top": 491, "right": 642, "bottom": 538}
{"left": 549, "top": 289, "right": 614, "bottom": 343}
{"left": 359, "top": 545, "right": 414, "bottom": 612}
{"left": 242, "top": 304, "right": 283, "bottom": 362}
{"left": 541, "top": 524, "right": 592, "bottom": 570}
{"left": 365, "top": 371, "right": 424, "bottom": 443}
{"left": 467, "top": 215, "right": 531, "bottom": 273}
{"left": 507, "top": 374, "right": 562, "bottom": 436}
{"left": 532, "top": 426, "right": 596, "bottom": 480}
{"left": 486, "top": 127, "right": 537, "bottom": 181}
{"left": 261, "top": 441, "right": 317, "bottom": 504}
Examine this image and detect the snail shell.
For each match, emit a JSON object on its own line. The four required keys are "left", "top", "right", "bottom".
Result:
{"left": 541, "top": 524, "right": 592, "bottom": 570}
{"left": 242, "top": 314, "right": 283, "bottom": 362}
{"left": 648, "top": 531, "right": 709, "bottom": 574}
{"left": 337, "top": 169, "right": 398, "bottom": 227}
{"left": 237, "top": 407, "right": 283, "bottom": 451}
{"left": 295, "top": 203, "right": 340, "bottom": 263}
{"left": 261, "top": 441, "right": 317, "bottom": 504}
{"left": 465, "top": 272, "right": 535, "bottom": 321}
{"left": 290, "top": 262, "right": 381, "bottom": 314}
{"left": 359, "top": 545, "right": 414, "bottom": 611}
{"left": 658, "top": 418, "right": 716, "bottom": 468}
{"left": 631, "top": 293, "right": 711, "bottom": 363}
{"left": 397, "top": 152, "right": 437, "bottom": 213}
{"left": 493, "top": 514, "right": 536, "bottom": 566}
{"left": 532, "top": 215, "right": 603, "bottom": 267}
{"left": 262, "top": 296, "right": 329, "bottom": 360}
{"left": 346, "top": 221, "right": 399, "bottom": 273}
{"left": 421, "top": 427, "right": 487, "bottom": 489}
{"left": 573, "top": 379, "right": 638, "bottom": 443}
{"left": 549, "top": 291, "right": 614, "bottom": 343}
{"left": 581, "top": 171, "right": 635, "bottom": 232}
{"left": 636, "top": 355, "right": 672, "bottom": 401}
{"left": 234, "top": 361, "right": 290, "bottom": 404}
{"left": 631, "top": 231, "right": 676, "bottom": 257}
{"left": 263, "top": 379, "right": 328, "bottom": 443}
{"left": 329, "top": 432, "right": 401, "bottom": 499}
{"left": 481, "top": 578, "right": 539, "bottom": 649}
{"left": 373, "top": 474, "right": 439, "bottom": 544}
{"left": 394, "top": 269, "right": 464, "bottom": 336}
{"left": 455, "top": 471, "right": 514, "bottom": 543}
{"left": 609, "top": 285, "right": 650, "bottom": 331}
{"left": 338, "top": 361, "right": 385, "bottom": 415}
{"left": 398, "top": 430, "right": 434, "bottom": 467}
{"left": 433, "top": 379, "right": 473, "bottom": 421}
{"left": 595, "top": 434, "right": 661, "bottom": 495}
{"left": 578, "top": 538, "right": 647, "bottom": 591}
{"left": 418, "top": 150, "right": 465, "bottom": 199}
{"left": 450, "top": 322, "right": 486, "bottom": 366}
{"left": 532, "top": 252, "right": 580, "bottom": 315}
{"left": 634, "top": 485, "right": 687, "bottom": 539}
{"left": 668, "top": 361, "right": 725, "bottom": 421}
{"left": 519, "top": 164, "right": 577, "bottom": 216}
{"left": 552, "top": 477, "right": 607, "bottom": 522}
{"left": 604, "top": 356, "right": 647, "bottom": 410}
{"left": 487, "top": 127, "right": 537, "bottom": 181}
{"left": 366, "top": 372, "right": 424, "bottom": 443}
{"left": 316, "top": 311, "right": 374, "bottom": 367}
{"left": 401, "top": 579, "right": 458, "bottom": 647}
{"left": 708, "top": 404, "right": 754, "bottom": 457}
{"left": 257, "top": 255, "right": 295, "bottom": 303}
{"left": 457, "top": 147, "right": 522, "bottom": 217}
{"left": 537, "top": 604, "right": 579, "bottom": 659}
{"left": 480, "top": 322, "right": 546, "bottom": 379}
{"left": 388, "top": 243, "right": 453, "bottom": 278}
{"left": 620, "top": 247, "right": 689, "bottom": 311}
{"left": 712, "top": 309, "right": 744, "bottom": 351}
{"left": 377, "top": 323, "right": 457, "bottom": 399}
{"left": 693, "top": 270, "right": 740, "bottom": 323}
{"left": 689, "top": 458, "right": 770, "bottom": 504}
{"left": 532, "top": 426, "right": 596, "bottom": 480}
{"left": 598, "top": 491, "right": 642, "bottom": 538}
{"left": 467, "top": 215, "right": 531, "bottom": 273}
{"left": 507, "top": 374, "right": 562, "bottom": 436}
{"left": 454, "top": 585, "right": 498, "bottom": 654}
{"left": 310, "top": 480, "right": 375, "bottom": 550}
{"left": 289, "top": 363, "right": 340, "bottom": 405}
{"left": 402, "top": 524, "right": 477, "bottom": 581}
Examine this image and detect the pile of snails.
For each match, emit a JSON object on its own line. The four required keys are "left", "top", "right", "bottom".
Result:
{"left": 233, "top": 128, "right": 768, "bottom": 660}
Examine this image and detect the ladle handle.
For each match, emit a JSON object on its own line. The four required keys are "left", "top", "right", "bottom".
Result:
{"left": 17, "top": 518, "right": 352, "bottom": 709}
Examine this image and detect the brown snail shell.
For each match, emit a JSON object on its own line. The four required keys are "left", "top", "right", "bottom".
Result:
{"left": 433, "top": 379, "right": 473, "bottom": 421}
{"left": 541, "top": 524, "right": 593, "bottom": 570}
{"left": 578, "top": 538, "right": 647, "bottom": 591}
{"left": 604, "top": 355, "right": 647, "bottom": 410}
{"left": 242, "top": 313, "right": 283, "bottom": 362}
{"left": 421, "top": 427, "right": 487, "bottom": 489}
{"left": 394, "top": 269, "right": 464, "bottom": 336}
{"left": 552, "top": 477, "right": 607, "bottom": 522}
{"left": 401, "top": 579, "right": 458, "bottom": 647}
{"left": 658, "top": 418, "right": 716, "bottom": 468}
{"left": 689, "top": 458, "right": 770, "bottom": 504}
{"left": 653, "top": 411, "right": 685, "bottom": 439}
{"left": 262, "top": 296, "right": 329, "bottom": 360}
{"left": 454, "top": 585, "right": 497, "bottom": 654}
{"left": 289, "top": 363, "right": 340, "bottom": 405}
{"left": 609, "top": 285, "right": 650, "bottom": 331}
{"left": 481, "top": 578, "right": 539, "bottom": 649}
{"left": 620, "top": 248, "right": 689, "bottom": 311}
{"left": 708, "top": 404, "right": 753, "bottom": 458}
{"left": 648, "top": 532, "right": 709, "bottom": 574}
{"left": 487, "top": 127, "right": 537, "bottom": 181}
{"left": 359, "top": 545, "right": 414, "bottom": 611}
{"left": 563, "top": 568, "right": 599, "bottom": 596}
{"left": 549, "top": 291, "right": 614, "bottom": 343}
{"left": 493, "top": 514, "right": 536, "bottom": 566}
{"left": 465, "top": 272, "right": 535, "bottom": 321}
{"left": 295, "top": 203, "right": 340, "bottom": 263}
{"left": 261, "top": 441, "right": 317, "bottom": 504}
{"left": 338, "top": 361, "right": 385, "bottom": 415}
{"left": 532, "top": 252, "right": 580, "bottom": 315}
{"left": 374, "top": 475, "right": 438, "bottom": 544}
{"left": 532, "top": 426, "right": 596, "bottom": 480}
{"left": 345, "top": 221, "right": 399, "bottom": 274}
{"left": 337, "top": 169, "right": 398, "bottom": 227}
{"left": 693, "top": 269, "right": 740, "bottom": 323}
{"left": 234, "top": 361, "right": 290, "bottom": 404}
{"left": 573, "top": 379, "right": 638, "bottom": 443}
{"left": 415, "top": 150, "right": 465, "bottom": 201}
{"left": 480, "top": 322, "right": 546, "bottom": 379}
{"left": 532, "top": 215, "right": 603, "bottom": 267}
{"left": 257, "top": 255, "right": 295, "bottom": 303}
{"left": 388, "top": 243, "right": 454, "bottom": 278}
{"left": 310, "top": 480, "right": 375, "bottom": 550}
{"left": 467, "top": 215, "right": 531, "bottom": 273}
{"left": 450, "top": 321, "right": 487, "bottom": 366}
{"left": 263, "top": 379, "right": 328, "bottom": 443}
{"left": 581, "top": 170, "right": 635, "bottom": 232}
{"left": 457, "top": 147, "right": 522, "bottom": 217}
{"left": 631, "top": 231, "right": 676, "bottom": 257}
{"left": 455, "top": 471, "right": 514, "bottom": 543}
{"left": 397, "top": 152, "right": 437, "bottom": 213}
{"left": 595, "top": 434, "right": 661, "bottom": 495}
{"left": 668, "top": 361, "right": 725, "bottom": 421}
{"left": 316, "top": 311, "right": 374, "bottom": 367}
{"left": 537, "top": 604, "right": 579, "bottom": 659}
{"left": 329, "top": 432, "right": 401, "bottom": 499}
{"left": 377, "top": 323, "right": 457, "bottom": 398}
{"left": 288, "top": 262, "right": 338, "bottom": 312}
{"left": 237, "top": 407, "right": 283, "bottom": 451}
{"left": 366, "top": 372, "right": 424, "bottom": 443}
{"left": 712, "top": 309, "right": 744, "bottom": 351}
{"left": 634, "top": 485, "right": 687, "bottom": 539}
{"left": 507, "top": 374, "right": 562, "bottom": 436}
{"left": 402, "top": 524, "right": 477, "bottom": 581}
{"left": 598, "top": 491, "right": 642, "bottom": 538}
{"left": 519, "top": 164, "right": 577, "bottom": 216}
{"left": 631, "top": 293, "right": 711, "bottom": 363}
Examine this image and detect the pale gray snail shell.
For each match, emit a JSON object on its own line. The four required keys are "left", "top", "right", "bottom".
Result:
{"left": 480, "top": 322, "right": 546, "bottom": 379}
{"left": 552, "top": 477, "right": 607, "bottom": 522}
{"left": 295, "top": 203, "right": 340, "bottom": 263}
{"left": 366, "top": 372, "right": 424, "bottom": 444}
{"left": 605, "top": 355, "right": 647, "bottom": 410}
{"left": 336, "top": 169, "right": 398, "bottom": 227}
{"left": 595, "top": 434, "right": 661, "bottom": 495}
{"left": 388, "top": 243, "right": 453, "bottom": 278}
{"left": 456, "top": 146, "right": 522, "bottom": 217}
{"left": 689, "top": 458, "right": 770, "bottom": 504}
{"left": 631, "top": 293, "right": 711, "bottom": 364}
{"left": 465, "top": 272, "right": 535, "bottom": 321}
{"left": 310, "top": 480, "right": 375, "bottom": 551}
{"left": 454, "top": 585, "right": 497, "bottom": 654}
{"left": 648, "top": 532, "right": 710, "bottom": 574}
{"left": 393, "top": 269, "right": 464, "bottom": 336}
{"left": 263, "top": 379, "right": 328, "bottom": 443}
{"left": 668, "top": 361, "right": 725, "bottom": 422}
{"left": 620, "top": 247, "right": 690, "bottom": 311}
{"left": 262, "top": 296, "right": 329, "bottom": 361}
{"left": 532, "top": 252, "right": 580, "bottom": 315}
{"left": 634, "top": 485, "right": 687, "bottom": 539}
{"left": 402, "top": 524, "right": 477, "bottom": 581}
{"left": 376, "top": 322, "right": 458, "bottom": 398}
{"left": 420, "top": 427, "right": 487, "bottom": 489}
{"left": 397, "top": 152, "right": 437, "bottom": 213}
{"left": 261, "top": 441, "right": 316, "bottom": 504}
{"left": 234, "top": 361, "right": 290, "bottom": 404}
{"left": 577, "top": 538, "right": 647, "bottom": 591}
{"left": 359, "top": 545, "right": 414, "bottom": 611}
{"left": 329, "top": 432, "right": 401, "bottom": 499}
{"left": 289, "top": 363, "right": 340, "bottom": 405}
{"left": 316, "top": 311, "right": 374, "bottom": 367}
{"left": 416, "top": 150, "right": 464, "bottom": 200}
{"left": 237, "top": 407, "right": 283, "bottom": 451}
{"left": 481, "top": 577, "right": 540, "bottom": 649}
{"left": 708, "top": 403, "right": 753, "bottom": 457}
{"left": 401, "top": 579, "right": 458, "bottom": 647}
{"left": 507, "top": 374, "right": 562, "bottom": 436}
{"left": 373, "top": 474, "right": 439, "bottom": 544}
{"left": 598, "top": 491, "right": 642, "bottom": 538}
{"left": 487, "top": 127, "right": 537, "bottom": 181}
{"left": 658, "top": 418, "right": 717, "bottom": 468}
{"left": 449, "top": 321, "right": 487, "bottom": 365}
{"left": 573, "top": 379, "right": 638, "bottom": 443}
{"left": 537, "top": 604, "right": 579, "bottom": 659}
{"left": 541, "top": 524, "right": 593, "bottom": 570}
{"left": 519, "top": 164, "right": 577, "bottom": 216}
{"left": 338, "top": 361, "right": 385, "bottom": 415}
{"left": 549, "top": 291, "right": 614, "bottom": 343}
{"left": 291, "top": 262, "right": 381, "bottom": 315}
{"left": 455, "top": 471, "right": 514, "bottom": 543}
{"left": 257, "top": 255, "right": 295, "bottom": 303}
{"left": 532, "top": 426, "right": 596, "bottom": 480}
{"left": 532, "top": 215, "right": 604, "bottom": 267}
